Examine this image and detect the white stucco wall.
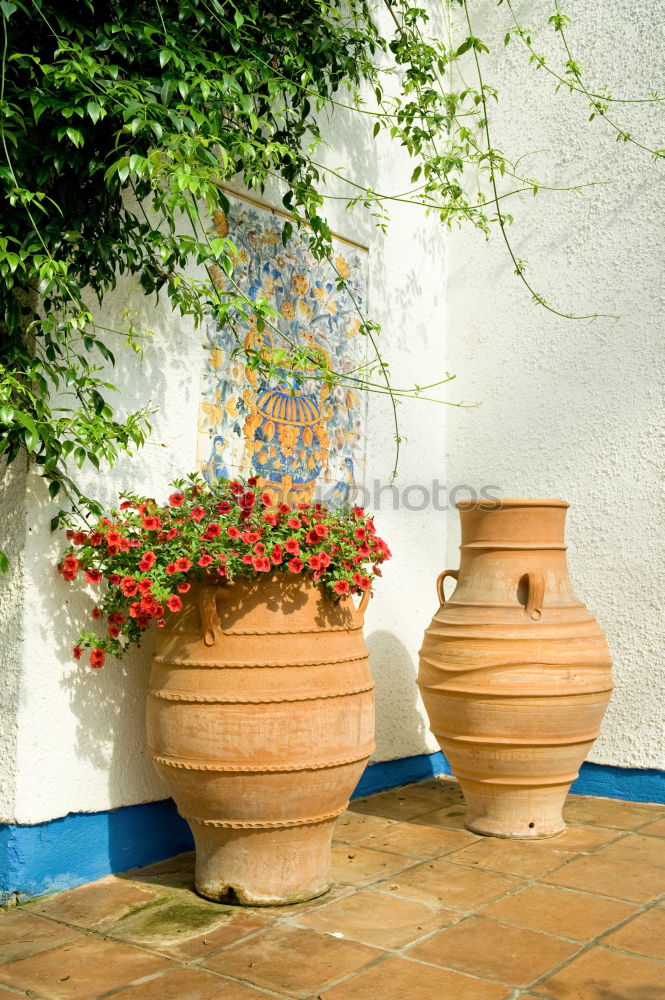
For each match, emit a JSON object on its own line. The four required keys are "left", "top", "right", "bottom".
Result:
{"left": 445, "top": 0, "right": 664, "bottom": 768}
{"left": 2, "top": 0, "right": 662, "bottom": 826}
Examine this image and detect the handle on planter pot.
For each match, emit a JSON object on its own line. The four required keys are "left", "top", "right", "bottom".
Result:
{"left": 524, "top": 571, "right": 545, "bottom": 620}
{"left": 436, "top": 569, "right": 459, "bottom": 607}
{"left": 200, "top": 587, "right": 222, "bottom": 646}
{"left": 358, "top": 588, "right": 371, "bottom": 617}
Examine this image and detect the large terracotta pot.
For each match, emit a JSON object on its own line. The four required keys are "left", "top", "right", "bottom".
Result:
{"left": 146, "top": 575, "right": 373, "bottom": 904}
{"left": 418, "top": 499, "right": 612, "bottom": 839}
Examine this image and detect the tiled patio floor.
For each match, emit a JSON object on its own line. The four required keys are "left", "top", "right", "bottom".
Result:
{"left": 2, "top": 778, "right": 665, "bottom": 1000}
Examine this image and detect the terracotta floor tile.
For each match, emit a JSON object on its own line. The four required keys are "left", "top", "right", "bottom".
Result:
{"left": 480, "top": 884, "right": 637, "bottom": 941}
{"left": 355, "top": 821, "right": 479, "bottom": 859}
{"left": 563, "top": 796, "right": 665, "bottom": 830}
{"left": 294, "top": 888, "right": 457, "bottom": 949}
{"left": 123, "top": 852, "right": 197, "bottom": 891}
{"left": 533, "top": 945, "right": 665, "bottom": 999}
{"left": 333, "top": 810, "right": 398, "bottom": 844}
{"left": 0, "top": 910, "right": 81, "bottom": 965}
{"left": 321, "top": 954, "right": 510, "bottom": 1000}
{"left": 348, "top": 788, "right": 446, "bottom": 821}
{"left": 202, "top": 923, "right": 381, "bottom": 999}
{"left": 547, "top": 824, "right": 624, "bottom": 853}
{"left": 445, "top": 838, "right": 572, "bottom": 878}
{"left": 592, "top": 833, "right": 665, "bottom": 868}
{"left": 541, "top": 854, "right": 665, "bottom": 903}
{"left": 639, "top": 817, "right": 665, "bottom": 837}
{"left": 375, "top": 858, "right": 520, "bottom": 910}
{"left": 109, "top": 898, "right": 271, "bottom": 959}
{"left": 407, "top": 916, "right": 579, "bottom": 987}
{"left": 411, "top": 804, "right": 470, "bottom": 831}
{"left": 0, "top": 936, "right": 173, "bottom": 1000}
{"left": 28, "top": 876, "right": 162, "bottom": 930}
{"left": 109, "top": 967, "right": 268, "bottom": 999}
{"left": 601, "top": 906, "right": 665, "bottom": 960}
{"left": 272, "top": 884, "right": 353, "bottom": 918}
{"left": 331, "top": 844, "right": 415, "bottom": 886}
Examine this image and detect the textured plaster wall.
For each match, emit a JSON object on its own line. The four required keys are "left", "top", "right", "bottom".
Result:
{"left": 0, "top": 456, "right": 27, "bottom": 821}
{"left": 445, "top": 0, "right": 664, "bottom": 768}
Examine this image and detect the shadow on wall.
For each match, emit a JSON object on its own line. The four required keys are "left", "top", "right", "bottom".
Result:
{"left": 365, "top": 629, "right": 430, "bottom": 762}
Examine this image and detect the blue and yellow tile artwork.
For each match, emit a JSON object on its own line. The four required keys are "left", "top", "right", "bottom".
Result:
{"left": 196, "top": 191, "right": 368, "bottom": 508}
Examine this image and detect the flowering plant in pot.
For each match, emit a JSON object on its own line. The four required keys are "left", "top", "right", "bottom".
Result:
{"left": 58, "top": 474, "right": 391, "bottom": 905}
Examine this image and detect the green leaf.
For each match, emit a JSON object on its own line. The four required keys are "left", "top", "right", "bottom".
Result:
{"left": 159, "top": 49, "right": 173, "bottom": 68}
{"left": 48, "top": 480, "right": 61, "bottom": 499}
{"left": 0, "top": 550, "right": 9, "bottom": 575}
{"left": 86, "top": 101, "right": 102, "bottom": 124}
{"left": 0, "top": 2, "right": 16, "bottom": 19}
{"left": 281, "top": 221, "right": 293, "bottom": 246}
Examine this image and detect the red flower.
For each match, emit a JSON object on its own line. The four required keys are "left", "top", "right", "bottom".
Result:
{"left": 229, "top": 480, "right": 243, "bottom": 494}
{"left": 241, "top": 530, "right": 261, "bottom": 544}
{"left": 165, "top": 528, "right": 178, "bottom": 541}
{"left": 227, "top": 525, "right": 241, "bottom": 539}
{"left": 91, "top": 607, "right": 102, "bottom": 620}
{"left": 278, "top": 504, "right": 291, "bottom": 515}
{"left": 318, "top": 552, "right": 331, "bottom": 568}
{"left": 119, "top": 501, "right": 133, "bottom": 511}
{"left": 305, "top": 529, "right": 319, "bottom": 545}
{"left": 284, "top": 539, "right": 300, "bottom": 555}
{"left": 138, "top": 579, "right": 153, "bottom": 595}
{"left": 261, "top": 492, "right": 273, "bottom": 506}
{"left": 108, "top": 613, "right": 126, "bottom": 625}
{"left": 89, "top": 532, "right": 103, "bottom": 547}
{"left": 157, "top": 619, "right": 166, "bottom": 628}
{"left": 72, "top": 645, "right": 82, "bottom": 661}
{"left": 136, "top": 613, "right": 151, "bottom": 628}
{"left": 205, "top": 522, "right": 221, "bottom": 538}
{"left": 308, "top": 555, "right": 321, "bottom": 571}
{"left": 177, "top": 582, "right": 191, "bottom": 594}
{"left": 253, "top": 542, "right": 266, "bottom": 555}
{"left": 140, "top": 551, "right": 156, "bottom": 568}
{"left": 287, "top": 517, "right": 301, "bottom": 530}
{"left": 169, "top": 492, "right": 185, "bottom": 507}
{"left": 167, "top": 596, "right": 183, "bottom": 613}
{"left": 175, "top": 557, "right": 192, "bottom": 572}
{"left": 198, "top": 554, "right": 213, "bottom": 567}
{"left": 315, "top": 524, "right": 328, "bottom": 539}
{"left": 72, "top": 532, "right": 88, "bottom": 546}
{"left": 352, "top": 506, "right": 364, "bottom": 517}
{"left": 217, "top": 501, "right": 232, "bottom": 515}
{"left": 85, "top": 570, "right": 102, "bottom": 584}
{"left": 353, "top": 573, "right": 371, "bottom": 591}
{"left": 252, "top": 555, "right": 271, "bottom": 572}
{"left": 141, "top": 515, "right": 162, "bottom": 531}
{"left": 165, "top": 563, "right": 177, "bottom": 575}
{"left": 106, "top": 531, "right": 121, "bottom": 545}
{"left": 354, "top": 528, "right": 366, "bottom": 541}
{"left": 190, "top": 506, "right": 206, "bottom": 522}
{"left": 120, "top": 577, "right": 139, "bottom": 597}
{"left": 109, "top": 573, "right": 121, "bottom": 584}
{"left": 89, "top": 648, "right": 105, "bottom": 669}
{"left": 333, "top": 580, "right": 350, "bottom": 595}
{"left": 242, "top": 554, "right": 253, "bottom": 565}
{"left": 288, "top": 558, "right": 304, "bottom": 574}
{"left": 247, "top": 477, "right": 258, "bottom": 487}
{"left": 271, "top": 544, "right": 283, "bottom": 565}
{"left": 263, "top": 513, "right": 278, "bottom": 526}
{"left": 107, "top": 544, "right": 120, "bottom": 557}
{"left": 240, "top": 491, "right": 256, "bottom": 509}
{"left": 107, "top": 624, "right": 121, "bottom": 638}
{"left": 119, "top": 538, "right": 131, "bottom": 553}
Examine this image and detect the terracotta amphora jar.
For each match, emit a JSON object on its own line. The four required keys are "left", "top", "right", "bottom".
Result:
{"left": 147, "top": 574, "right": 374, "bottom": 904}
{"left": 418, "top": 499, "right": 612, "bottom": 839}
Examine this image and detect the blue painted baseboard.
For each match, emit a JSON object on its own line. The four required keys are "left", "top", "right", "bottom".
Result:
{"left": 2, "top": 754, "right": 662, "bottom": 903}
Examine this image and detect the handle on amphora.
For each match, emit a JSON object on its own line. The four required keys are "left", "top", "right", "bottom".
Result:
{"left": 358, "top": 588, "right": 371, "bottom": 617}
{"left": 200, "top": 587, "right": 222, "bottom": 646}
{"left": 436, "top": 569, "right": 459, "bottom": 607}
{"left": 525, "top": 571, "right": 545, "bottom": 620}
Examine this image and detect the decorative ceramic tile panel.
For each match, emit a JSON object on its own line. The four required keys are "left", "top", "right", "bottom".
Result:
{"left": 196, "top": 190, "right": 368, "bottom": 507}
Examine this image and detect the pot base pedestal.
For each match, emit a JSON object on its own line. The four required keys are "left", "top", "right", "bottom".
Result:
{"left": 459, "top": 780, "right": 568, "bottom": 840}
{"left": 191, "top": 819, "right": 336, "bottom": 906}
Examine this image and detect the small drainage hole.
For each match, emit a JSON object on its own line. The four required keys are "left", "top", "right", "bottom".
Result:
{"left": 528, "top": 822, "right": 535, "bottom": 828}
